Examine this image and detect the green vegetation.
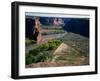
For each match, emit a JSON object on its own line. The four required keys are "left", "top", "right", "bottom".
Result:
{"left": 25, "top": 38, "right": 36, "bottom": 46}
{"left": 26, "top": 51, "right": 51, "bottom": 65}
{"left": 26, "top": 39, "right": 62, "bottom": 65}
{"left": 26, "top": 33, "right": 89, "bottom": 66}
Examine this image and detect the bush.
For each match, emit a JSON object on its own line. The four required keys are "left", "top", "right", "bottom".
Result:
{"left": 38, "top": 43, "right": 49, "bottom": 51}
{"left": 48, "top": 43, "right": 56, "bottom": 50}
{"left": 26, "top": 54, "right": 36, "bottom": 65}
{"left": 26, "top": 51, "right": 51, "bottom": 65}
{"left": 29, "top": 49, "right": 40, "bottom": 55}
{"left": 35, "top": 39, "right": 62, "bottom": 51}
{"left": 25, "top": 39, "right": 36, "bottom": 46}
{"left": 30, "top": 40, "right": 36, "bottom": 44}
{"left": 26, "top": 39, "right": 62, "bottom": 65}
{"left": 35, "top": 52, "right": 49, "bottom": 62}
{"left": 48, "top": 40, "right": 62, "bottom": 50}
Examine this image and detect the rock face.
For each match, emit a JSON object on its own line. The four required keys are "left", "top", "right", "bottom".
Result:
{"left": 53, "top": 18, "right": 64, "bottom": 26}
{"left": 53, "top": 43, "right": 70, "bottom": 55}
{"left": 25, "top": 17, "right": 89, "bottom": 40}
{"left": 63, "top": 19, "right": 89, "bottom": 37}
{"left": 26, "top": 18, "right": 34, "bottom": 40}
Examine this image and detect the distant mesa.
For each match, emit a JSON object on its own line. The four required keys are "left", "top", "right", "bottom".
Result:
{"left": 63, "top": 19, "right": 89, "bottom": 37}
{"left": 25, "top": 17, "right": 89, "bottom": 40}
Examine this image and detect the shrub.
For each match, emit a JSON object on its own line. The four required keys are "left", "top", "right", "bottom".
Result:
{"left": 26, "top": 54, "right": 36, "bottom": 65}
{"left": 35, "top": 52, "right": 48, "bottom": 62}
{"left": 25, "top": 39, "right": 36, "bottom": 46}
{"left": 26, "top": 39, "right": 62, "bottom": 65}
{"left": 30, "top": 40, "right": 36, "bottom": 44}
{"left": 48, "top": 43, "right": 56, "bottom": 50}
{"left": 29, "top": 49, "right": 39, "bottom": 55}
{"left": 26, "top": 51, "right": 51, "bottom": 65}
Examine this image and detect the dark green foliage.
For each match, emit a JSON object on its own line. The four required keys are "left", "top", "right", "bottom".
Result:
{"left": 48, "top": 40, "right": 62, "bottom": 50}
{"left": 26, "top": 39, "right": 62, "bottom": 65}
{"left": 25, "top": 39, "right": 36, "bottom": 46}
{"left": 26, "top": 54, "right": 36, "bottom": 65}
{"left": 26, "top": 51, "right": 52, "bottom": 65}
{"left": 29, "top": 49, "right": 39, "bottom": 55}
{"left": 26, "top": 33, "right": 89, "bottom": 66}
{"left": 35, "top": 52, "right": 49, "bottom": 62}
{"left": 36, "top": 39, "right": 62, "bottom": 51}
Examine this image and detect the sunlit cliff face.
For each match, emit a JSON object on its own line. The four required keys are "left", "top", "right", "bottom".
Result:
{"left": 53, "top": 18, "right": 64, "bottom": 26}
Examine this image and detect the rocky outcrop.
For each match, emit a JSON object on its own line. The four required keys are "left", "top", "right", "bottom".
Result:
{"left": 53, "top": 43, "right": 70, "bottom": 55}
